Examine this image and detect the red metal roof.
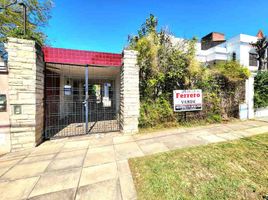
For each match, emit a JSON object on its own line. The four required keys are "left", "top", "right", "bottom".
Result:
{"left": 42, "top": 47, "right": 122, "bottom": 67}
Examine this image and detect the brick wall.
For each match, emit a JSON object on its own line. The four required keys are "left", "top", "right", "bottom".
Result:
{"left": 7, "top": 38, "right": 45, "bottom": 152}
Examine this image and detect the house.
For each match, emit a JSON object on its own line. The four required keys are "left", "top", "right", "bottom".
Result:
{"left": 196, "top": 31, "right": 262, "bottom": 72}
{"left": 0, "top": 38, "right": 140, "bottom": 153}
{"left": 194, "top": 31, "right": 265, "bottom": 120}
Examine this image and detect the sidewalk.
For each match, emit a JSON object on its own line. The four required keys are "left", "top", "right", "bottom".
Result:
{"left": 0, "top": 120, "right": 268, "bottom": 200}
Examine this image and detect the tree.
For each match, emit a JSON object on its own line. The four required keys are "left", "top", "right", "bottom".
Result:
{"left": 129, "top": 14, "right": 250, "bottom": 128}
{"left": 0, "top": 0, "right": 53, "bottom": 44}
{"left": 251, "top": 36, "right": 268, "bottom": 71}
{"left": 128, "top": 14, "right": 201, "bottom": 100}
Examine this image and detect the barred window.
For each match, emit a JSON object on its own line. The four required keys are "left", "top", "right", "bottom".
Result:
{"left": 249, "top": 53, "right": 258, "bottom": 66}
{"left": 0, "top": 56, "right": 7, "bottom": 72}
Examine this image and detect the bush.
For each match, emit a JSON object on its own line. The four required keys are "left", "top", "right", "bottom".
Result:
{"left": 130, "top": 15, "right": 250, "bottom": 129}
{"left": 139, "top": 97, "right": 175, "bottom": 128}
{"left": 254, "top": 71, "right": 268, "bottom": 108}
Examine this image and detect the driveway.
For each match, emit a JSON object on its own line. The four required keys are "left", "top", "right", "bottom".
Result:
{"left": 0, "top": 120, "right": 268, "bottom": 200}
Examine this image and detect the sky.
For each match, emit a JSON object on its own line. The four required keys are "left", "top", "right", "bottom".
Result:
{"left": 44, "top": 0, "right": 268, "bottom": 53}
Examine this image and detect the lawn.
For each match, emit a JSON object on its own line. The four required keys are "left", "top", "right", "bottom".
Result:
{"left": 129, "top": 133, "right": 268, "bottom": 200}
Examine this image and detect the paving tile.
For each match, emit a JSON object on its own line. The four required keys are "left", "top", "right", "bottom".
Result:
{"left": 0, "top": 150, "right": 31, "bottom": 162}
{"left": 137, "top": 139, "right": 169, "bottom": 155}
{"left": 223, "top": 123, "right": 251, "bottom": 131}
{"left": 0, "top": 167, "right": 11, "bottom": 177}
{"left": 244, "top": 120, "right": 268, "bottom": 127}
{"left": 29, "top": 168, "right": 80, "bottom": 198}
{"left": 28, "top": 188, "right": 76, "bottom": 200}
{"left": 84, "top": 146, "right": 115, "bottom": 167}
{"left": 76, "top": 179, "right": 121, "bottom": 200}
{"left": 216, "top": 132, "right": 242, "bottom": 140}
{"left": 134, "top": 128, "right": 185, "bottom": 141}
{"left": 114, "top": 142, "right": 144, "bottom": 160}
{"left": 30, "top": 144, "right": 63, "bottom": 156}
{"left": 0, "top": 176, "right": 39, "bottom": 200}
{"left": 21, "top": 154, "right": 55, "bottom": 164}
{"left": 199, "top": 134, "right": 227, "bottom": 143}
{"left": 207, "top": 126, "right": 233, "bottom": 134}
{"left": 46, "top": 156, "right": 84, "bottom": 172}
{"left": 62, "top": 140, "right": 90, "bottom": 151}
{"left": 187, "top": 130, "right": 211, "bottom": 136}
{"left": 55, "top": 149, "right": 87, "bottom": 160}
{"left": 243, "top": 126, "right": 268, "bottom": 136}
{"left": 117, "top": 160, "right": 132, "bottom": 176}
{"left": 119, "top": 174, "right": 137, "bottom": 200}
{"left": 0, "top": 158, "right": 21, "bottom": 169}
{"left": 113, "top": 135, "right": 134, "bottom": 144}
{"left": 2, "top": 160, "right": 51, "bottom": 180}
{"left": 88, "top": 136, "right": 114, "bottom": 148}
{"left": 155, "top": 134, "right": 207, "bottom": 150}
{"left": 79, "top": 162, "right": 117, "bottom": 186}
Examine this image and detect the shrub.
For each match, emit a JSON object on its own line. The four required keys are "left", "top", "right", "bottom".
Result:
{"left": 139, "top": 97, "right": 175, "bottom": 128}
{"left": 130, "top": 15, "right": 250, "bottom": 129}
{"left": 254, "top": 71, "right": 268, "bottom": 108}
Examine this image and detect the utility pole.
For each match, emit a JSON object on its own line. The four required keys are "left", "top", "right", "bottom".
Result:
{"left": 18, "top": 2, "right": 27, "bottom": 35}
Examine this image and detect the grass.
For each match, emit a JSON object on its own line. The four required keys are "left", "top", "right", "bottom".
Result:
{"left": 129, "top": 133, "right": 268, "bottom": 200}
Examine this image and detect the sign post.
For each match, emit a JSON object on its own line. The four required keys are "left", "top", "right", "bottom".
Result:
{"left": 173, "top": 89, "right": 202, "bottom": 112}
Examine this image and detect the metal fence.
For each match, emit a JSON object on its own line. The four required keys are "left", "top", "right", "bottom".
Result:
{"left": 44, "top": 64, "right": 119, "bottom": 139}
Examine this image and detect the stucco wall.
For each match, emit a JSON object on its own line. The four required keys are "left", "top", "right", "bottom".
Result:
{"left": 0, "top": 73, "right": 11, "bottom": 154}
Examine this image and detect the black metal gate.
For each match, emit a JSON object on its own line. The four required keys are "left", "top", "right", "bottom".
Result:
{"left": 44, "top": 64, "right": 120, "bottom": 139}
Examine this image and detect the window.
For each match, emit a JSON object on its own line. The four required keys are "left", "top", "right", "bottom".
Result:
{"left": 0, "top": 59, "right": 7, "bottom": 72}
{"left": 0, "top": 47, "right": 8, "bottom": 72}
{"left": 249, "top": 53, "right": 258, "bottom": 66}
{"left": 0, "top": 94, "right": 7, "bottom": 112}
{"left": 232, "top": 52, "right": 236, "bottom": 61}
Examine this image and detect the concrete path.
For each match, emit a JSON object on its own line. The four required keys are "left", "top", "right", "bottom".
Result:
{"left": 0, "top": 120, "right": 268, "bottom": 200}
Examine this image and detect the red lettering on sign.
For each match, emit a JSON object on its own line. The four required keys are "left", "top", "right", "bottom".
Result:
{"left": 175, "top": 93, "right": 201, "bottom": 98}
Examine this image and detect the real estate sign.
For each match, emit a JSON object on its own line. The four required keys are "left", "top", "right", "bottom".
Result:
{"left": 173, "top": 89, "right": 202, "bottom": 112}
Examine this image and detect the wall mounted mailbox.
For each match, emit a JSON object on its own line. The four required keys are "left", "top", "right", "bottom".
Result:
{"left": 14, "top": 105, "right": 22, "bottom": 115}
{"left": 0, "top": 94, "right": 7, "bottom": 112}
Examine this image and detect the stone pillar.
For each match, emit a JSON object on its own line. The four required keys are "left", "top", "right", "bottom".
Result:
{"left": 120, "top": 50, "right": 139, "bottom": 134}
{"left": 7, "top": 38, "right": 44, "bottom": 152}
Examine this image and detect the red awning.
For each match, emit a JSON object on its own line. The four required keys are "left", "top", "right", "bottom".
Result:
{"left": 43, "top": 47, "right": 122, "bottom": 67}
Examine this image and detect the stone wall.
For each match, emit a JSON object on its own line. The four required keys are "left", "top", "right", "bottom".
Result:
{"left": 120, "top": 50, "right": 139, "bottom": 134}
{"left": 7, "top": 38, "right": 44, "bottom": 152}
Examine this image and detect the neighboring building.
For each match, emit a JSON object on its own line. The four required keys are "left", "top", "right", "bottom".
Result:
{"left": 196, "top": 32, "right": 260, "bottom": 72}
{"left": 194, "top": 31, "right": 265, "bottom": 121}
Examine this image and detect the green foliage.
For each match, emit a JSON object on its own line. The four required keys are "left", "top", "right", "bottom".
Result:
{"left": 0, "top": 0, "right": 53, "bottom": 44}
{"left": 139, "top": 97, "right": 175, "bottom": 128}
{"left": 129, "top": 15, "right": 250, "bottom": 128}
{"left": 254, "top": 71, "right": 268, "bottom": 108}
{"left": 203, "top": 92, "right": 222, "bottom": 123}
{"left": 211, "top": 61, "right": 251, "bottom": 82}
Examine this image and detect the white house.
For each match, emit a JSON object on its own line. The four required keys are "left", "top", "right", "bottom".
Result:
{"left": 196, "top": 32, "right": 260, "bottom": 72}
{"left": 194, "top": 31, "right": 265, "bottom": 119}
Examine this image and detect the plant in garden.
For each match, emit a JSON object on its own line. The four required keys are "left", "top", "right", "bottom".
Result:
{"left": 129, "top": 14, "right": 250, "bottom": 128}
{"left": 254, "top": 71, "right": 268, "bottom": 108}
